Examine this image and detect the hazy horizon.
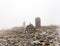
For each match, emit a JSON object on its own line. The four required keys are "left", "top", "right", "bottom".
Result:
{"left": 0, "top": 0, "right": 60, "bottom": 29}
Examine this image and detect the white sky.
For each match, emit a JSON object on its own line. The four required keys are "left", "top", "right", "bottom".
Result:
{"left": 0, "top": 0, "right": 60, "bottom": 29}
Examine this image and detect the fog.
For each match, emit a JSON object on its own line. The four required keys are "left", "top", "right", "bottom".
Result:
{"left": 0, "top": 0, "right": 60, "bottom": 29}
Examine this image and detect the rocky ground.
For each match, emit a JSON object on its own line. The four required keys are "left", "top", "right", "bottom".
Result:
{"left": 0, "top": 26, "right": 60, "bottom": 46}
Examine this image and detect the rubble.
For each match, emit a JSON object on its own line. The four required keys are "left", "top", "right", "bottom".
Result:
{"left": 0, "top": 25, "right": 59, "bottom": 46}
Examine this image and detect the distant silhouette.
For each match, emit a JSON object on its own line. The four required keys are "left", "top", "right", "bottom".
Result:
{"left": 35, "top": 17, "right": 41, "bottom": 28}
